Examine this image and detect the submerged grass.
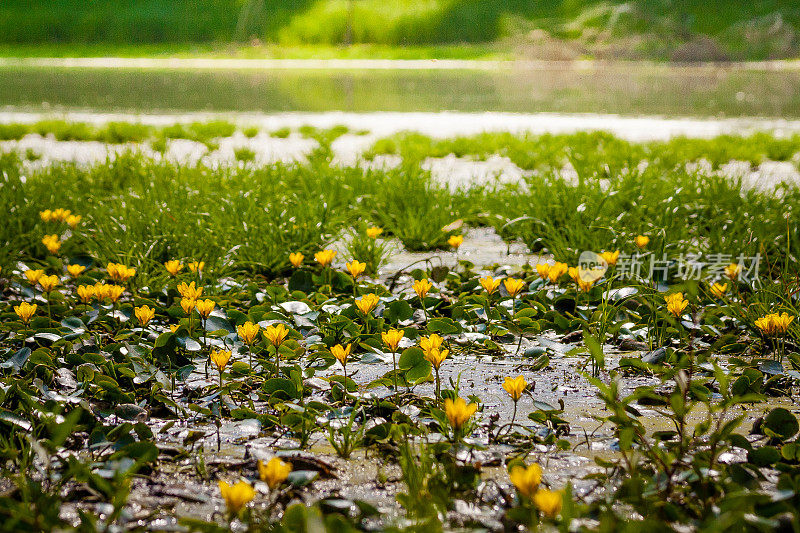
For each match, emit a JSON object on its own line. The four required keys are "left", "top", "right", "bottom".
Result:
{"left": 0, "top": 119, "right": 240, "bottom": 144}
{"left": 367, "top": 130, "right": 800, "bottom": 170}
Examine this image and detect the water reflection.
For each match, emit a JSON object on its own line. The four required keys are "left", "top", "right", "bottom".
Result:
{"left": 1, "top": 64, "right": 799, "bottom": 117}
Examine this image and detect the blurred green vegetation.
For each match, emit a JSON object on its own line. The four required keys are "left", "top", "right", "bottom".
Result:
{"left": 2, "top": 1, "right": 799, "bottom": 60}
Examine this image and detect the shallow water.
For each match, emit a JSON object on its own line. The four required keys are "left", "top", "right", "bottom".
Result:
{"left": 3, "top": 63, "right": 800, "bottom": 117}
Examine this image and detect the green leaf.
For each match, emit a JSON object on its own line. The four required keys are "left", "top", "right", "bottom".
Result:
{"left": 763, "top": 408, "right": 799, "bottom": 441}
{"left": 384, "top": 300, "right": 413, "bottom": 324}
{"left": 204, "top": 315, "right": 234, "bottom": 333}
{"left": 263, "top": 378, "right": 300, "bottom": 399}
{"left": 583, "top": 331, "right": 604, "bottom": 368}
{"left": 398, "top": 347, "right": 432, "bottom": 383}
{"left": 288, "top": 270, "right": 314, "bottom": 293}
{"left": 748, "top": 446, "right": 780, "bottom": 466}
{"left": 0, "top": 347, "right": 30, "bottom": 373}
{"left": 61, "top": 317, "right": 85, "bottom": 331}
{"left": 427, "top": 317, "right": 460, "bottom": 334}
{"left": 0, "top": 409, "right": 32, "bottom": 431}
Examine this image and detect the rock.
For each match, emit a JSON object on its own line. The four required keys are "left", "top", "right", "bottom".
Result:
{"left": 304, "top": 377, "right": 331, "bottom": 391}
{"left": 618, "top": 338, "right": 648, "bottom": 351}
{"left": 279, "top": 301, "right": 312, "bottom": 315}
{"left": 115, "top": 403, "right": 148, "bottom": 422}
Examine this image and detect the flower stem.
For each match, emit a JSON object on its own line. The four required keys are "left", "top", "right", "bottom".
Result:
{"left": 392, "top": 350, "right": 399, "bottom": 404}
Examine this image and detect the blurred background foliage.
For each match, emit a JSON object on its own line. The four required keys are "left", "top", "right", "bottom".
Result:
{"left": 1, "top": 0, "right": 799, "bottom": 60}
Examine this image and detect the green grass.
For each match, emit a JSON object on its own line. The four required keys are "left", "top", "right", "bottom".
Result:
{"left": 367, "top": 130, "right": 800, "bottom": 266}
{"left": 2, "top": 128, "right": 800, "bottom": 284}
{"left": 0, "top": 151, "right": 460, "bottom": 281}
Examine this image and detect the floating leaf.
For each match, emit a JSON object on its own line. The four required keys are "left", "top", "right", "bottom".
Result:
{"left": 0, "top": 347, "right": 30, "bottom": 373}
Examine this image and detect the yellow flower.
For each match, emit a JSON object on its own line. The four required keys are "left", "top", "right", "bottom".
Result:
{"left": 106, "top": 263, "right": 121, "bottom": 281}
{"left": 346, "top": 260, "right": 366, "bottom": 279}
{"left": 237, "top": 321, "right": 261, "bottom": 345}
{"left": 755, "top": 315, "right": 774, "bottom": 335}
{"left": 419, "top": 334, "right": 444, "bottom": 353}
{"left": 355, "top": 293, "right": 379, "bottom": 315}
{"left": 24, "top": 269, "right": 44, "bottom": 285}
{"left": 42, "top": 234, "right": 61, "bottom": 254}
{"left": 170, "top": 324, "right": 180, "bottom": 333}
{"left": 264, "top": 323, "right": 289, "bottom": 347}
{"left": 665, "top": 292, "right": 689, "bottom": 317}
{"left": 331, "top": 343, "right": 352, "bottom": 366}
{"left": 424, "top": 347, "right": 448, "bottom": 369}
{"left": 600, "top": 250, "right": 620, "bottom": 266}
{"left": 39, "top": 209, "right": 53, "bottom": 222}
{"left": 76, "top": 284, "right": 94, "bottom": 303}
{"left": 93, "top": 282, "right": 111, "bottom": 301}
{"left": 107, "top": 285, "right": 124, "bottom": 303}
{"left": 164, "top": 260, "right": 183, "bottom": 276}
{"left": 502, "top": 375, "right": 527, "bottom": 401}
{"left": 366, "top": 227, "right": 383, "bottom": 239}
{"left": 547, "top": 262, "right": 568, "bottom": 284}
{"left": 65, "top": 214, "right": 82, "bottom": 228}
{"left": 381, "top": 328, "right": 404, "bottom": 352}
{"left": 448, "top": 234, "right": 464, "bottom": 249}
{"left": 315, "top": 249, "right": 336, "bottom": 267}
{"left": 289, "top": 252, "right": 304, "bottom": 268}
{"left": 756, "top": 312, "right": 795, "bottom": 335}
{"left": 635, "top": 235, "right": 650, "bottom": 249}
{"left": 14, "top": 302, "right": 36, "bottom": 324}
{"left": 180, "top": 297, "right": 197, "bottom": 315}
{"left": 480, "top": 276, "right": 501, "bottom": 294}
{"left": 38, "top": 274, "right": 59, "bottom": 293}
{"left": 413, "top": 278, "right": 432, "bottom": 299}
{"left": 258, "top": 457, "right": 292, "bottom": 490}
{"left": 66, "top": 264, "right": 86, "bottom": 278}
{"left": 709, "top": 282, "right": 728, "bottom": 298}
{"left": 177, "top": 281, "right": 203, "bottom": 300}
{"left": 218, "top": 480, "right": 255, "bottom": 514}
{"left": 107, "top": 263, "right": 135, "bottom": 282}
{"left": 195, "top": 299, "right": 215, "bottom": 319}
{"left": 135, "top": 305, "right": 155, "bottom": 327}
{"left": 535, "top": 263, "right": 550, "bottom": 280}
{"left": 188, "top": 261, "right": 205, "bottom": 273}
{"left": 509, "top": 463, "right": 542, "bottom": 500}
{"left": 577, "top": 277, "right": 595, "bottom": 292}
{"left": 444, "top": 397, "right": 477, "bottom": 431}
{"left": 504, "top": 278, "right": 525, "bottom": 297}
{"left": 210, "top": 349, "right": 232, "bottom": 372}
{"left": 568, "top": 267, "right": 579, "bottom": 282}
{"left": 52, "top": 208, "right": 71, "bottom": 222}
{"left": 771, "top": 312, "right": 795, "bottom": 334}
{"left": 724, "top": 263, "right": 741, "bottom": 281}
{"left": 534, "top": 488, "right": 563, "bottom": 517}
